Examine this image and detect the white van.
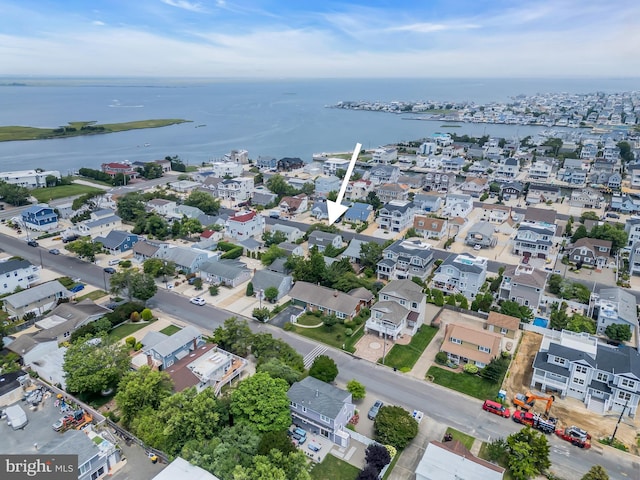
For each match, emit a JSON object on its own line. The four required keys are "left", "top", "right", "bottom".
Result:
{"left": 108, "top": 259, "right": 120, "bottom": 266}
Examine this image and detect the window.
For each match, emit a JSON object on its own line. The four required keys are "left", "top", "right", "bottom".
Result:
{"left": 572, "top": 377, "right": 585, "bottom": 385}
{"left": 596, "top": 372, "right": 608, "bottom": 382}
{"left": 450, "top": 337, "right": 462, "bottom": 345}
{"left": 575, "top": 366, "right": 587, "bottom": 374}
{"left": 478, "top": 346, "right": 491, "bottom": 353}
{"left": 621, "top": 378, "right": 636, "bottom": 389}
{"left": 412, "top": 302, "right": 418, "bottom": 309}
{"left": 320, "top": 414, "right": 330, "bottom": 423}
{"left": 79, "top": 463, "right": 90, "bottom": 475}
{"left": 500, "top": 327, "right": 508, "bottom": 335}
{"left": 554, "top": 357, "right": 566, "bottom": 366}
{"left": 290, "top": 402, "right": 298, "bottom": 409}
{"left": 301, "top": 406, "right": 307, "bottom": 413}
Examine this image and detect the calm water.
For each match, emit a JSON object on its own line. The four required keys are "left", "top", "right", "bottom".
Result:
{"left": 0, "top": 77, "right": 637, "bottom": 173}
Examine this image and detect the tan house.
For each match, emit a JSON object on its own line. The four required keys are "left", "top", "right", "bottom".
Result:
{"left": 441, "top": 323, "right": 502, "bottom": 368}
{"left": 413, "top": 215, "right": 448, "bottom": 239}
{"left": 460, "top": 177, "right": 488, "bottom": 197}
{"left": 485, "top": 312, "right": 520, "bottom": 339}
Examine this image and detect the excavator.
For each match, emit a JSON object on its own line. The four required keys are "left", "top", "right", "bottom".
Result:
{"left": 513, "top": 391, "right": 555, "bottom": 416}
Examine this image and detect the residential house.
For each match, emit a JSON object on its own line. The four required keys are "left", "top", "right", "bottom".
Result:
{"left": 225, "top": 149, "right": 249, "bottom": 164}
{"left": 441, "top": 157, "right": 465, "bottom": 173}
{"left": 372, "top": 147, "right": 398, "bottom": 164}
{"left": 628, "top": 164, "right": 640, "bottom": 189}
{"left": 315, "top": 175, "right": 342, "bottom": 196}
{"left": 367, "top": 165, "right": 400, "bottom": 185}
{"left": 592, "top": 287, "right": 637, "bottom": 335}
{"left": 528, "top": 159, "right": 554, "bottom": 181}
{"left": 611, "top": 193, "right": 640, "bottom": 215}
{"left": 468, "top": 159, "right": 491, "bottom": 175}
{"left": 495, "top": 157, "right": 519, "bottom": 179}
{"left": 344, "top": 202, "right": 373, "bottom": 223}
{"left": 413, "top": 215, "right": 447, "bottom": 239}
{"left": 226, "top": 210, "right": 265, "bottom": 240}
{"left": 581, "top": 141, "right": 598, "bottom": 159}
{"left": 158, "top": 246, "right": 209, "bottom": 274}
{"left": 174, "top": 344, "right": 247, "bottom": 395}
{"left": 624, "top": 217, "right": 640, "bottom": 247}
{"left": 413, "top": 193, "right": 443, "bottom": 212}
{"left": 278, "top": 242, "right": 304, "bottom": 258}
{"left": 256, "top": 155, "right": 277, "bottom": 170}
{"left": 133, "top": 240, "right": 168, "bottom": 263}
{"left": 101, "top": 162, "right": 138, "bottom": 179}
{"left": 29, "top": 300, "right": 112, "bottom": 345}
{"left": 630, "top": 242, "right": 640, "bottom": 275}
{"left": 21, "top": 204, "right": 58, "bottom": 231}
{"left": 341, "top": 238, "right": 367, "bottom": 264}
{"left": 480, "top": 205, "right": 511, "bottom": 224}
{"left": 346, "top": 179, "right": 373, "bottom": 200}
{"left": 251, "top": 189, "right": 278, "bottom": 206}
{"left": 94, "top": 230, "right": 139, "bottom": 254}
{"left": 376, "top": 183, "right": 410, "bottom": 203}
{"left": 397, "top": 174, "right": 424, "bottom": 189}
{"left": 377, "top": 200, "right": 416, "bottom": 233}
{"left": 200, "top": 176, "right": 224, "bottom": 193}
{"left": 443, "top": 194, "right": 473, "bottom": 218}
{"left": 422, "top": 171, "right": 456, "bottom": 192}
{"left": 308, "top": 231, "right": 343, "bottom": 252}
{"left": 432, "top": 253, "right": 488, "bottom": 298}
{"left": 568, "top": 238, "right": 612, "bottom": 268}
{"left": 459, "top": 177, "right": 488, "bottom": 197}
{"left": 486, "top": 311, "right": 520, "bottom": 339}
{"left": 526, "top": 184, "right": 561, "bottom": 204}
{"left": 441, "top": 323, "right": 502, "bottom": 368}
{"left": 524, "top": 207, "right": 557, "bottom": 225}
{"left": 0, "top": 169, "right": 61, "bottom": 189}
{"left": 140, "top": 325, "right": 205, "bottom": 370}
{"left": 465, "top": 221, "right": 497, "bottom": 248}
{"left": 196, "top": 229, "right": 222, "bottom": 250}
{"left": 200, "top": 259, "right": 251, "bottom": 287}
{"left": 2, "top": 280, "right": 68, "bottom": 318}
{"left": 207, "top": 161, "right": 244, "bottom": 178}
{"left": 171, "top": 204, "right": 205, "bottom": 220}
{"left": 154, "top": 458, "right": 222, "bottom": 480}
{"left": 570, "top": 188, "right": 602, "bottom": 209}
{"left": 377, "top": 239, "right": 434, "bottom": 281}
{"left": 500, "top": 182, "right": 524, "bottom": 199}
{"left": 76, "top": 209, "right": 122, "bottom": 238}
{"left": 250, "top": 269, "right": 293, "bottom": 302}
{"left": 154, "top": 158, "right": 172, "bottom": 173}
{"left": 269, "top": 224, "right": 303, "bottom": 242}
{"left": 499, "top": 264, "right": 548, "bottom": 311}
{"left": 168, "top": 180, "right": 200, "bottom": 193}
{"left": 0, "top": 259, "right": 40, "bottom": 294}
{"left": 288, "top": 281, "right": 362, "bottom": 320}
{"left": 147, "top": 198, "right": 177, "bottom": 216}
{"left": 366, "top": 280, "right": 426, "bottom": 339}
{"left": 593, "top": 172, "right": 622, "bottom": 190}
{"left": 322, "top": 158, "right": 351, "bottom": 176}
{"left": 310, "top": 201, "right": 329, "bottom": 220}
{"left": 287, "top": 376, "right": 355, "bottom": 447}
{"left": 513, "top": 222, "right": 556, "bottom": 260}
{"left": 531, "top": 330, "right": 640, "bottom": 416}
{"left": 415, "top": 440, "right": 505, "bottom": 480}
{"left": 217, "top": 177, "right": 254, "bottom": 203}
{"left": 561, "top": 168, "right": 588, "bottom": 186}
{"left": 277, "top": 157, "right": 305, "bottom": 171}
{"left": 279, "top": 194, "right": 308, "bottom": 216}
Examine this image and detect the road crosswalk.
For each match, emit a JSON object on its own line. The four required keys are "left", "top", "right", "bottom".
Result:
{"left": 303, "top": 345, "right": 328, "bottom": 369}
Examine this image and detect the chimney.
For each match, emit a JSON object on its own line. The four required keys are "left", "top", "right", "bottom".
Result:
{"left": 146, "top": 354, "right": 153, "bottom": 367}
{"left": 193, "top": 338, "right": 197, "bottom": 350}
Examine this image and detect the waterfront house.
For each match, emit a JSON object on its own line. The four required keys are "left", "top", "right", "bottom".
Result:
{"left": 526, "top": 184, "right": 561, "bottom": 204}
{"left": 0, "top": 169, "right": 61, "bottom": 189}
{"left": 422, "top": 171, "right": 456, "bottom": 192}
{"left": 0, "top": 259, "right": 40, "bottom": 295}
{"left": 377, "top": 200, "right": 416, "bottom": 233}
{"left": 200, "top": 259, "right": 251, "bottom": 288}
{"left": 531, "top": 330, "right": 640, "bottom": 417}
{"left": 372, "top": 147, "right": 398, "bottom": 164}
{"left": 21, "top": 204, "right": 58, "bottom": 231}
{"left": 208, "top": 161, "right": 244, "bottom": 178}
{"left": 432, "top": 253, "right": 488, "bottom": 298}
{"left": 322, "top": 157, "right": 351, "bottom": 176}
{"left": 465, "top": 221, "right": 497, "bottom": 248}
{"left": 499, "top": 264, "right": 548, "bottom": 311}
{"left": 94, "top": 230, "right": 139, "bottom": 254}
{"left": 413, "top": 215, "right": 447, "bottom": 239}
{"left": 287, "top": 376, "right": 354, "bottom": 447}
{"left": 256, "top": 155, "right": 277, "bottom": 170}
{"left": 561, "top": 168, "right": 588, "bottom": 186}
{"left": 225, "top": 210, "right": 265, "bottom": 240}
{"left": 217, "top": 177, "right": 254, "bottom": 203}
{"left": 628, "top": 164, "right": 640, "bottom": 189}
{"left": 397, "top": 174, "right": 424, "bottom": 189}
{"left": 288, "top": 281, "right": 362, "bottom": 320}
{"left": 3, "top": 280, "right": 68, "bottom": 318}
{"left": 277, "top": 157, "right": 304, "bottom": 172}
{"left": 366, "top": 280, "right": 426, "bottom": 339}
{"left": 568, "top": 238, "right": 611, "bottom": 268}
{"left": 367, "top": 165, "right": 400, "bottom": 185}
{"left": 101, "top": 162, "right": 139, "bottom": 179}
{"left": 441, "top": 157, "right": 465, "bottom": 173}
{"left": 500, "top": 182, "right": 524, "bottom": 199}
{"left": 570, "top": 188, "right": 602, "bottom": 209}
{"left": 377, "top": 239, "right": 433, "bottom": 281}
{"left": 441, "top": 323, "right": 502, "bottom": 368}
{"left": 591, "top": 287, "right": 637, "bottom": 335}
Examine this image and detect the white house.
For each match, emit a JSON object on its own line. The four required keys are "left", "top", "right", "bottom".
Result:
{"left": 366, "top": 280, "right": 426, "bottom": 339}
{"left": 0, "top": 169, "right": 61, "bottom": 189}
{"left": 208, "top": 161, "right": 244, "bottom": 178}
{"left": 0, "top": 259, "right": 40, "bottom": 294}
{"left": 147, "top": 198, "right": 177, "bottom": 216}
{"left": 76, "top": 209, "right": 122, "bottom": 238}
{"left": 225, "top": 211, "right": 265, "bottom": 240}
{"left": 372, "top": 147, "right": 398, "bottom": 164}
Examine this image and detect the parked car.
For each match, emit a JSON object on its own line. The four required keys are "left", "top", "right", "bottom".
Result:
{"left": 26, "top": 239, "right": 39, "bottom": 247}
{"left": 48, "top": 248, "right": 60, "bottom": 255}
{"left": 368, "top": 400, "right": 384, "bottom": 420}
{"left": 62, "top": 235, "right": 79, "bottom": 243}
{"left": 69, "top": 284, "right": 85, "bottom": 293}
{"left": 190, "top": 296, "right": 206, "bottom": 306}
{"left": 103, "top": 267, "right": 116, "bottom": 274}
{"left": 108, "top": 258, "right": 121, "bottom": 266}
{"left": 482, "top": 400, "right": 510, "bottom": 418}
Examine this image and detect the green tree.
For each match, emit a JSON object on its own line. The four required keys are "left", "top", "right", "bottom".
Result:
{"left": 360, "top": 242, "right": 385, "bottom": 270}
{"left": 580, "top": 211, "right": 600, "bottom": 222}
{"left": 110, "top": 269, "right": 157, "bottom": 303}
{"left": 479, "top": 192, "right": 489, "bottom": 201}
{"left": 0, "top": 182, "right": 30, "bottom": 206}
{"left": 65, "top": 237, "right": 103, "bottom": 262}
{"left": 252, "top": 307, "right": 270, "bottom": 322}
{"left": 309, "top": 354, "right": 339, "bottom": 383}
{"left": 604, "top": 323, "right": 632, "bottom": 342}
{"left": 182, "top": 217, "right": 204, "bottom": 238}
{"left": 366, "top": 191, "right": 382, "bottom": 210}
{"left": 571, "top": 224, "right": 588, "bottom": 243}
{"left": 547, "top": 274, "right": 563, "bottom": 294}
{"left": 251, "top": 333, "right": 305, "bottom": 372}
{"left": 263, "top": 286, "right": 279, "bottom": 303}
{"left": 115, "top": 366, "right": 174, "bottom": 426}
{"left": 266, "top": 174, "right": 296, "bottom": 196}
{"left": 257, "top": 430, "right": 297, "bottom": 456}
{"left": 63, "top": 334, "right": 131, "bottom": 394}
{"left": 432, "top": 289, "right": 445, "bottom": 306}
{"left": 446, "top": 294, "right": 456, "bottom": 306}
{"left": 471, "top": 291, "right": 494, "bottom": 312}
{"left": 261, "top": 245, "right": 287, "bottom": 266}
{"left": 184, "top": 190, "right": 221, "bottom": 215}
{"left": 246, "top": 281, "right": 254, "bottom": 296}
{"left": 489, "top": 182, "right": 501, "bottom": 193}
{"left": 145, "top": 214, "right": 169, "bottom": 239}
{"left": 374, "top": 405, "right": 419, "bottom": 448}
{"left": 566, "top": 314, "right": 596, "bottom": 334}
{"left": 480, "top": 356, "right": 509, "bottom": 383}
{"left": 581, "top": 465, "right": 610, "bottom": 480}
{"left": 212, "top": 317, "right": 254, "bottom": 357}
{"left": 262, "top": 230, "right": 287, "bottom": 247}
{"left": 346, "top": 379, "right": 366, "bottom": 400}
{"left": 499, "top": 300, "right": 532, "bottom": 322}
{"left": 256, "top": 358, "right": 303, "bottom": 385}
{"left": 506, "top": 426, "right": 550, "bottom": 480}
{"left": 231, "top": 372, "right": 291, "bottom": 433}
{"left": 116, "top": 192, "right": 146, "bottom": 221}
{"left": 617, "top": 141, "right": 633, "bottom": 163}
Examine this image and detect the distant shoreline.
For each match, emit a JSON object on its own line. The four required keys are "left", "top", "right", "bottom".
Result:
{"left": 0, "top": 119, "right": 191, "bottom": 142}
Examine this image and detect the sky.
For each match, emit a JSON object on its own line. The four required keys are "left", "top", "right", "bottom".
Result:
{"left": 1, "top": 0, "right": 639, "bottom": 78}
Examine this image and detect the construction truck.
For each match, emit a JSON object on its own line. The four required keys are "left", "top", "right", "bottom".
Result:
{"left": 513, "top": 391, "right": 555, "bottom": 416}
{"left": 555, "top": 425, "right": 591, "bottom": 449}
{"left": 512, "top": 411, "right": 557, "bottom": 434}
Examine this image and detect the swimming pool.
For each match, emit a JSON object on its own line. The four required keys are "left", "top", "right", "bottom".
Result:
{"left": 533, "top": 317, "right": 548, "bottom": 328}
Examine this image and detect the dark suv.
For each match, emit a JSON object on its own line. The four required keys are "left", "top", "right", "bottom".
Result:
{"left": 27, "top": 239, "right": 39, "bottom": 247}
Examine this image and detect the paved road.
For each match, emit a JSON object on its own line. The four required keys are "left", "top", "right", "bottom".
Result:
{"left": 2, "top": 233, "right": 636, "bottom": 479}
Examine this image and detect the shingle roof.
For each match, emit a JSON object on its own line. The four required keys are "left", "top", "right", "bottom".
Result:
{"left": 341, "top": 239, "right": 366, "bottom": 260}
{"left": 548, "top": 342, "right": 596, "bottom": 366}
{"left": 467, "top": 221, "right": 495, "bottom": 237}
{"left": 133, "top": 240, "right": 160, "bottom": 257}
{"left": 597, "top": 287, "right": 637, "bottom": 325}
{"left": 288, "top": 281, "right": 360, "bottom": 316}
{"left": 308, "top": 230, "right": 341, "bottom": 246}
{"left": 251, "top": 269, "right": 290, "bottom": 293}
{"left": 371, "top": 300, "right": 409, "bottom": 326}
{"left": 287, "top": 376, "right": 351, "bottom": 419}
{"left": 0, "top": 259, "right": 33, "bottom": 275}
{"left": 487, "top": 312, "right": 520, "bottom": 331}
{"left": 379, "top": 280, "right": 425, "bottom": 303}
{"left": 83, "top": 214, "right": 121, "bottom": 229}
{"left": 161, "top": 247, "right": 205, "bottom": 268}
{"left": 502, "top": 265, "right": 548, "bottom": 288}
{"left": 200, "top": 259, "right": 250, "bottom": 279}
{"left": 94, "top": 230, "right": 135, "bottom": 249}
{"left": 595, "top": 344, "right": 640, "bottom": 378}
{"left": 443, "top": 324, "right": 501, "bottom": 364}
{"left": 4, "top": 280, "right": 67, "bottom": 309}
{"left": 145, "top": 325, "right": 202, "bottom": 358}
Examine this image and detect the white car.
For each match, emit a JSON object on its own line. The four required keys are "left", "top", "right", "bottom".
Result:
{"left": 190, "top": 297, "right": 206, "bottom": 306}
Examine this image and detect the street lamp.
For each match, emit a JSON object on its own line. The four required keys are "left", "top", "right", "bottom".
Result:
{"left": 163, "top": 261, "right": 168, "bottom": 288}
{"left": 259, "top": 289, "right": 264, "bottom": 309}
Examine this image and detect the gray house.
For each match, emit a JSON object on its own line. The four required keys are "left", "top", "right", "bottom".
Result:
{"left": 251, "top": 269, "right": 293, "bottom": 302}
{"left": 158, "top": 246, "right": 210, "bottom": 274}
{"left": 432, "top": 253, "right": 487, "bottom": 298}
{"left": 287, "top": 376, "right": 355, "bottom": 447}
{"left": 308, "top": 231, "right": 343, "bottom": 252}
{"left": 499, "top": 264, "right": 548, "bottom": 310}
{"left": 592, "top": 287, "right": 638, "bottom": 335}
{"left": 3, "top": 280, "right": 68, "bottom": 318}
{"left": 366, "top": 280, "right": 426, "bottom": 339}
{"left": 464, "top": 221, "right": 497, "bottom": 248}
{"left": 269, "top": 224, "right": 303, "bottom": 242}
{"left": 140, "top": 325, "right": 205, "bottom": 370}
{"left": 200, "top": 259, "right": 252, "bottom": 287}
{"left": 377, "top": 239, "right": 433, "bottom": 281}
{"left": 341, "top": 238, "right": 367, "bottom": 264}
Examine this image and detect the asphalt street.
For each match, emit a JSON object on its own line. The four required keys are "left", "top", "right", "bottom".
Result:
{"left": 2, "top": 232, "right": 637, "bottom": 479}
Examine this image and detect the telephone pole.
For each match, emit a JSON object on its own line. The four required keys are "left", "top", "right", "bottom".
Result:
{"left": 610, "top": 398, "right": 629, "bottom": 445}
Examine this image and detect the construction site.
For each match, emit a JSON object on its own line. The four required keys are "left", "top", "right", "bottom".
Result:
{"left": 502, "top": 331, "right": 640, "bottom": 453}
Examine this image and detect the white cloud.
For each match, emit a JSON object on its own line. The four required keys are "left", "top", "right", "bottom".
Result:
{"left": 387, "top": 22, "right": 479, "bottom": 34}
{"left": 92, "top": 20, "right": 105, "bottom": 26}
{"left": 160, "top": 0, "right": 208, "bottom": 13}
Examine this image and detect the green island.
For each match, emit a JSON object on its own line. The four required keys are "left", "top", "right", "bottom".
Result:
{"left": 0, "top": 119, "right": 191, "bottom": 142}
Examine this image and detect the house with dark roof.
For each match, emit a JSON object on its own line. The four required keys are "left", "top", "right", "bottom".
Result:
{"left": 288, "top": 281, "right": 362, "bottom": 320}
{"left": 495, "top": 157, "right": 519, "bottom": 180}
{"left": 0, "top": 258, "right": 40, "bottom": 294}
{"left": 377, "top": 200, "right": 416, "bottom": 233}
{"left": 531, "top": 330, "right": 640, "bottom": 416}
{"left": 592, "top": 287, "right": 637, "bottom": 335}
{"left": 251, "top": 269, "right": 293, "bottom": 302}
{"left": 287, "top": 376, "right": 355, "bottom": 447}
{"left": 277, "top": 157, "right": 304, "bottom": 171}
{"left": 278, "top": 242, "right": 304, "bottom": 258}
{"left": 2, "top": 280, "right": 68, "bottom": 318}
{"left": 200, "top": 259, "right": 251, "bottom": 288}
{"left": 500, "top": 181, "right": 524, "bottom": 198}
{"left": 377, "top": 239, "right": 433, "bottom": 281}
{"left": 225, "top": 210, "right": 265, "bottom": 240}
{"left": 366, "top": 280, "right": 426, "bottom": 339}
{"left": 21, "top": 204, "right": 58, "bottom": 231}
{"left": 308, "top": 231, "right": 343, "bottom": 252}
{"left": 132, "top": 240, "right": 166, "bottom": 262}
{"left": 94, "top": 230, "right": 139, "bottom": 254}
{"left": 524, "top": 207, "right": 557, "bottom": 224}
{"left": 415, "top": 440, "right": 505, "bottom": 480}
{"left": 29, "top": 299, "right": 112, "bottom": 344}
{"left": 499, "top": 264, "right": 548, "bottom": 311}
{"left": 568, "top": 238, "right": 612, "bottom": 268}
{"left": 432, "top": 253, "right": 488, "bottom": 298}
{"left": 139, "top": 325, "right": 205, "bottom": 371}
{"left": 251, "top": 189, "right": 278, "bottom": 206}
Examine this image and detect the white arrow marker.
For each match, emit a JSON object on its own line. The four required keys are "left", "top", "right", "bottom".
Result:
{"left": 326, "top": 142, "right": 362, "bottom": 225}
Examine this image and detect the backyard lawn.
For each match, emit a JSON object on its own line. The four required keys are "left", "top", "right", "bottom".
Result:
{"left": 159, "top": 325, "right": 182, "bottom": 336}
{"left": 445, "top": 427, "right": 476, "bottom": 450}
{"left": 382, "top": 325, "right": 438, "bottom": 370}
{"left": 108, "top": 321, "right": 154, "bottom": 342}
{"left": 293, "top": 323, "right": 364, "bottom": 353}
{"left": 310, "top": 454, "right": 359, "bottom": 480}
{"left": 76, "top": 290, "right": 108, "bottom": 302}
{"left": 427, "top": 366, "right": 503, "bottom": 400}
{"left": 30, "top": 184, "right": 105, "bottom": 202}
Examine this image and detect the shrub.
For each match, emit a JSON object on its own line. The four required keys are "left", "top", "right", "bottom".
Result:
{"left": 463, "top": 363, "right": 479, "bottom": 374}
{"left": 435, "top": 351, "right": 448, "bottom": 365}
{"left": 119, "top": 260, "right": 132, "bottom": 268}
{"left": 345, "top": 328, "right": 353, "bottom": 337}
{"left": 209, "top": 285, "right": 219, "bottom": 296}
{"left": 125, "top": 336, "right": 136, "bottom": 347}
{"left": 283, "top": 322, "right": 294, "bottom": 331}
{"left": 246, "top": 282, "right": 254, "bottom": 297}
{"left": 134, "top": 342, "right": 143, "bottom": 351}
{"left": 141, "top": 308, "right": 153, "bottom": 321}
{"left": 193, "top": 278, "right": 203, "bottom": 290}
{"left": 130, "top": 311, "right": 141, "bottom": 322}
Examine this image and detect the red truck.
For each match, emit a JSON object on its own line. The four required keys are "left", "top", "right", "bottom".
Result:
{"left": 482, "top": 400, "right": 510, "bottom": 418}
{"left": 512, "top": 411, "right": 557, "bottom": 434}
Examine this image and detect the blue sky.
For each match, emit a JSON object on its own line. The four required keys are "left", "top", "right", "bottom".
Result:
{"left": 1, "top": 0, "right": 638, "bottom": 77}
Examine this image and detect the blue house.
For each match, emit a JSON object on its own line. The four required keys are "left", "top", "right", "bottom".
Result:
{"left": 21, "top": 204, "right": 58, "bottom": 231}
{"left": 94, "top": 230, "right": 140, "bottom": 254}
{"left": 344, "top": 202, "right": 373, "bottom": 222}
{"left": 256, "top": 156, "right": 277, "bottom": 170}
{"left": 311, "top": 201, "right": 329, "bottom": 220}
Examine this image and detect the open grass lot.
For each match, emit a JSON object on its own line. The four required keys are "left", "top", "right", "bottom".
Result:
{"left": 445, "top": 427, "right": 476, "bottom": 450}
{"left": 0, "top": 119, "right": 190, "bottom": 142}
{"left": 30, "top": 184, "right": 105, "bottom": 202}
{"left": 427, "top": 366, "right": 503, "bottom": 400}
{"left": 159, "top": 325, "right": 182, "bottom": 336}
{"left": 309, "top": 454, "right": 359, "bottom": 480}
{"left": 108, "top": 320, "right": 155, "bottom": 342}
{"left": 292, "top": 323, "right": 364, "bottom": 353}
{"left": 382, "top": 325, "right": 438, "bottom": 370}
{"left": 76, "top": 290, "right": 108, "bottom": 302}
